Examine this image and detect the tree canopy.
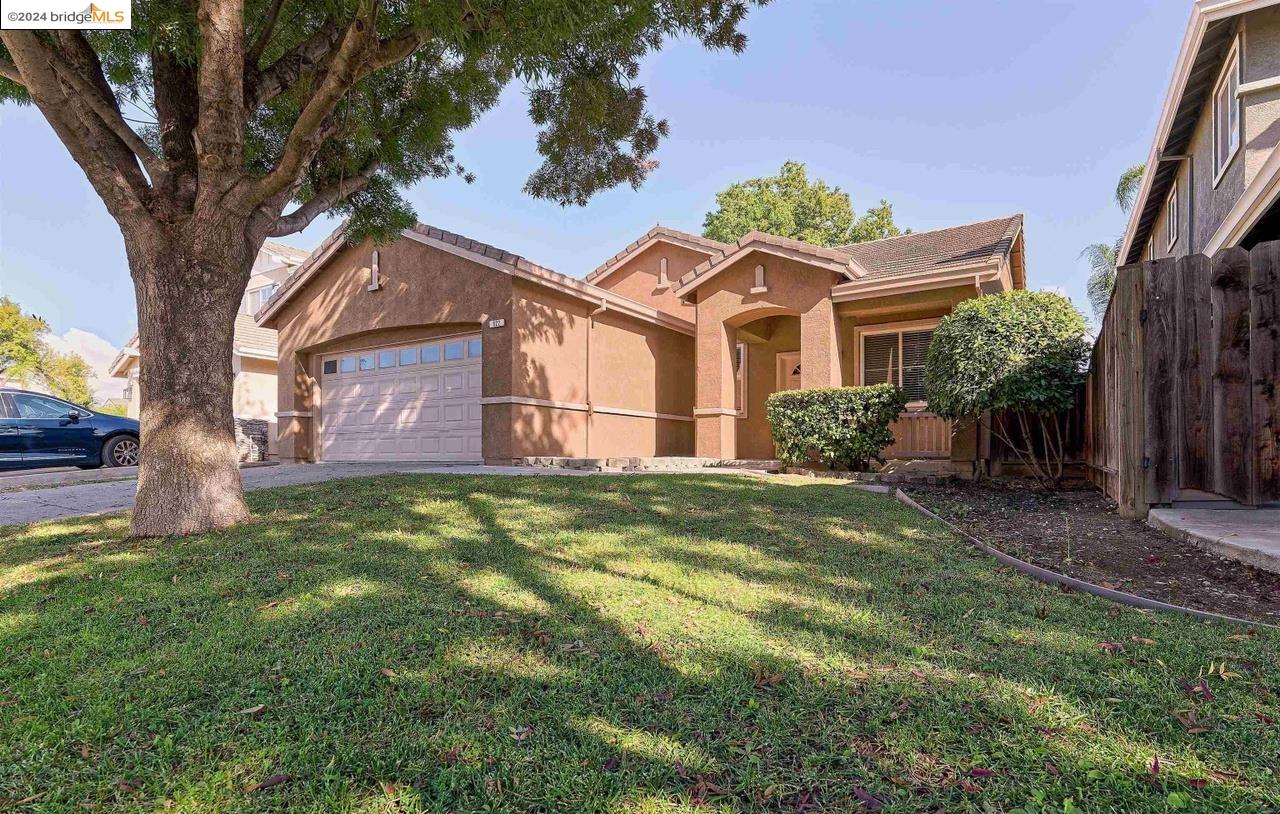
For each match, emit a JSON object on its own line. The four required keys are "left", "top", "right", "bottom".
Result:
{"left": 0, "top": 1, "right": 766, "bottom": 243}
{"left": 0, "top": 296, "right": 94, "bottom": 404}
{"left": 702, "top": 161, "right": 904, "bottom": 247}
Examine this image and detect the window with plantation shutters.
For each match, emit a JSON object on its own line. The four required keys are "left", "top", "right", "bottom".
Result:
{"left": 862, "top": 327, "right": 935, "bottom": 403}
{"left": 862, "top": 333, "right": 898, "bottom": 389}
{"left": 900, "top": 330, "right": 932, "bottom": 402}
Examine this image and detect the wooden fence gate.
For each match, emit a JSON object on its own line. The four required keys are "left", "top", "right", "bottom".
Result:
{"left": 1084, "top": 243, "right": 1279, "bottom": 518}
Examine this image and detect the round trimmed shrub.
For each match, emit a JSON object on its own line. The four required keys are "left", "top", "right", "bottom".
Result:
{"left": 765, "top": 384, "right": 908, "bottom": 470}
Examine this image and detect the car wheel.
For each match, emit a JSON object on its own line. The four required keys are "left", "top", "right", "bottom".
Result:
{"left": 103, "top": 435, "right": 140, "bottom": 468}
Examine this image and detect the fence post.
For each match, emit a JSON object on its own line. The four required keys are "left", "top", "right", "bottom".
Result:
{"left": 1115, "top": 262, "right": 1147, "bottom": 518}
{"left": 1211, "top": 247, "right": 1254, "bottom": 504}
{"left": 1144, "top": 258, "right": 1178, "bottom": 504}
{"left": 1176, "top": 254, "right": 1213, "bottom": 494}
{"left": 1250, "top": 241, "right": 1279, "bottom": 505}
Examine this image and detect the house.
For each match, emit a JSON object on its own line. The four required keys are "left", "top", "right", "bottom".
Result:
{"left": 109, "top": 240, "right": 308, "bottom": 455}
{"left": 1120, "top": 0, "right": 1280, "bottom": 264}
{"left": 257, "top": 215, "right": 1025, "bottom": 467}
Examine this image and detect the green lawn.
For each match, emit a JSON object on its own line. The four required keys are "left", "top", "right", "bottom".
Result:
{"left": 0, "top": 475, "right": 1275, "bottom": 813}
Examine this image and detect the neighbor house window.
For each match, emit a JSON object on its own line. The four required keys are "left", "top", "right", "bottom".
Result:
{"left": 862, "top": 328, "right": 934, "bottom": 403}
{"left": 734, "top": 342, "right": 747, "bottom": 417}
{"left": 243, "top": 283, "right": 278, "bottom": 315}
{"left": 1213, "top": 37, "right": 1241, "bottom": 182}
{"left": 1166, "top": 186, "right": 1178, "bottom": 250}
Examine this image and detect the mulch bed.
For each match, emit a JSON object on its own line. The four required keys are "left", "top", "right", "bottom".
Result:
{"left": 902, "top": 480, "right": 1280, "bottom": 625}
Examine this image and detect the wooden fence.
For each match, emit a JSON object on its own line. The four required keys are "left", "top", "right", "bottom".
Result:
{"left": 885, "top": 411, "right": 952, "bottom": 459}
{"left": 1084, "top": 243, "right": 1279, "bottom": 517}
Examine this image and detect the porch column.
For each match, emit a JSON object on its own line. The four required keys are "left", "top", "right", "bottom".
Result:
{"left": 694, "top": 320, "right": 737, "bottom": 458}
{"left": 799, "top": 299, "right": 842, "bottom": 389}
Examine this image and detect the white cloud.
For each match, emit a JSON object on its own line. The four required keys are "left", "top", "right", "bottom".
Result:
{"left": 43, "top": 328, "right": 126, "bottom": 403}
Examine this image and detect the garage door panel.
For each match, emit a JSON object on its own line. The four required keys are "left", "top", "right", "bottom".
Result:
{"left": 321, "top": 335, "right": 482, "bottom": 462}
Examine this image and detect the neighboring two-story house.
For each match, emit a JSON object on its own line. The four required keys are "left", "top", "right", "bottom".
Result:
{"left": 109, "top": 240, "right": 308, "bottom": 457}
{"left": 1120, "top": 0, "right": 1280, "bottom": 264}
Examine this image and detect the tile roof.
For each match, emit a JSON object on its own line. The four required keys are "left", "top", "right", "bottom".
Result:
{"left": 837, "top": 215, "right": 1023, "bottom": 279}
{"left": 585, "top": 225, "right": 729, "bottom": 282}
{"left": 673, "top": 230, "right": 862, "bottom": 295}
{"left": 234, "top": 312, "right": 278, "bottom": 357}
{"left": 260, "top": 239, "right": 310, "bottom": 266}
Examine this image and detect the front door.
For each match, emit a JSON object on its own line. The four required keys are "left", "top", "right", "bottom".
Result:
{"left": 11, "top": 392, "right": 97, "bottom": 466}
{"left": 0, "top": 394, "right": 23, "bottom": 467}
{"left": 776, "top": 352, "right": 802, "bottom": 391}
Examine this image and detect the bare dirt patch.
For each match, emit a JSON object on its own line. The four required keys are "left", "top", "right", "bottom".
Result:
{"left": 903, "top": 481, "right": 1280, "bottom": 625}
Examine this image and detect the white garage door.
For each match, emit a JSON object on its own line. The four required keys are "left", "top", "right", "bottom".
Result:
{"left": 319, "top": 334, "right": 483, "bottom": 462}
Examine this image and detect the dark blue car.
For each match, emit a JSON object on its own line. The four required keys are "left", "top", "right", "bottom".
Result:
{"left": 0, "top": 389, "right": 141, "bottom": 470}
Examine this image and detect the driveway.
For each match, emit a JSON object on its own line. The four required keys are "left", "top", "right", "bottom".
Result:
{"left": 0, "top": 463, "right": 620, "bottom": 528}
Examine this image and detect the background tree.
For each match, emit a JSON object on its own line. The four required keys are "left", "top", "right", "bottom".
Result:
{"left": 1080, "top": 162, "right": 1145, "bottom": 319}
{"left": 925, "top": 290, "right": 1090, "bottom": 488}
{"left": 0, "top": 0, "right": 765, "bottom": 537}
{"left": 702, "top": 160, "right": 904, "bottom": 247}
{"left": 0, "top": 296, "right": 95, "bottom": 404}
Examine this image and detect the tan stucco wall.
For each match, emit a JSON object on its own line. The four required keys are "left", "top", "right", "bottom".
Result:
{"left": 268, "top": 234, "right": 694, "bottom": 463}
{"left": 233, "top": 356, "right": 277, "bottom": 420}
{"left": 691, "top": 253, "right": 843, "bottom": 458}
{"left": 592, "top": 242, "right": 705, "bottom": 318}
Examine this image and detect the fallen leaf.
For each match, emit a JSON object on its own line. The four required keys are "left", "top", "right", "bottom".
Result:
{"left": 959, "top": 779, "right": 982, "bottom": 793}
{"left": 244, "top": 774, "right": 289, "bottom": 794}
{"left": 1197, "top": 678, "right": 1216, "bottom": 704}
{"left": 751, "top": 664, "right": 784, "bottom": 688}
{"left": 1045, "top": 761, "right": 1060, "bottom": 777}
{"left": 1254, "top": 711, "right": 1274, "bottom": 727}
{"left": 441, "top": 745, "right": 464, "bottom": 765}
{"left": 1149, "top": 755, "right": 1160, "bottom": 776}
{"left": 969, "top": 768, "right": 996, "bottom": 777}
{"left": 509, "top": 726, "right": 532, "bottom": 741}
{"left": 850, "top": 786, "right": 882, "bottom": 810}
{"left": 1097, "top": 641, "right": 1124, "bottom": 654}
{"left": 237, "top": 704, "right": 267, "bottom": 717}
{"left": 1189, "top": 778, "right": 1209, "bottom": 790}
{"left": 1130, "top": 636, "right": 1157, "bottom": 645}
{"left": 256, "top": 601, "right": 279, "bottom": 611}
{"left": 380, "top": 668, "right": 397, "bottom": 679}
{"left": 602, "top": 755, "right": 621, "bottom": 771}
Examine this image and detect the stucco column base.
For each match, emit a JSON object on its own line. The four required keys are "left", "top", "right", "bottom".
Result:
{"left": 695, "top": 414, "right": 736, "bottom": 458}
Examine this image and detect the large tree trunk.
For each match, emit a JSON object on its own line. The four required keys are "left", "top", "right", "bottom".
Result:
{"left": 125, "top": 219, "right": 258, "bottom": 537}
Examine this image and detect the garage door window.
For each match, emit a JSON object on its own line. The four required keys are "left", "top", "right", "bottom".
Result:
{"left": 422, "top": 344, "right": 441, "bottom": 363}
{"left": 358, "top": 354, "right": 375, "bottom": 370}
{"left": 468, "top": 338, "right": 482, "bottom": 358}
{"left": 340, "top": 357, "right": 356, "bottom": 373}
{"left": 444, "top": 341, "right": 465, "bottom": 360}
{"left": 378, "top": 350, "right": 397, "bottom": 368}
{"left": 399, "top": 347, "right": 418, "bottom": 365}
{"left": 323, "top": 359, "right": 338, "bottom": 375}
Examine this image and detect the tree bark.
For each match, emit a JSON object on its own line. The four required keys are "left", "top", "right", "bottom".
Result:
{"left": 124, "top": 218, "right": 257, "bottom": 537}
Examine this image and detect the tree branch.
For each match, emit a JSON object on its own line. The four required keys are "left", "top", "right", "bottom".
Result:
{"left": 266, "top": 160, "right": 380, "bottom": 236}
{"left": 244, "top": 18, "right": 341, "bottom": 110}
{"left": 245, "top": 0, "right": 287, "bottom": 68}
{"left": 194, "top": 0, "right": 248, "bottom": 203}
{"left": 0, "top": 55, "right": 23, "bottom": 85}
{"left": 41, "top": 32, "right": 166, "bottom": 183}
{"left": 1, "top": 33, "right": 151, "bottom": 219}
{"left": 248, "top": 5, "right": 377, "bottom": 204}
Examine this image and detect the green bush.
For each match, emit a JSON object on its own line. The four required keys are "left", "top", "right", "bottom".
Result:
{"left": 925, "top": 290, "right": 1090, "bottom": 485}
{"left": 765, "top": 384, "right": 908, "bottom": 470}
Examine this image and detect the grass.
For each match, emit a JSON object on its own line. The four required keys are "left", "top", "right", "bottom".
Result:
{"left": 0, "top": 474, "right": 1275, "bottom": 813}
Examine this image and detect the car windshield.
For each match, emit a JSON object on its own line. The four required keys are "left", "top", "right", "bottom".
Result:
{"left": 12, "top": 394, "right": 76, "bottom": 419}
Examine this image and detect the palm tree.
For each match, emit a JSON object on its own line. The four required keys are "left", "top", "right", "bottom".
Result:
{"left": 1082, "top": 163, "right": 1146, "bottom": 319}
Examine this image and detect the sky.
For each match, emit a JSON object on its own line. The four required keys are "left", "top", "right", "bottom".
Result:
{"left": 0, "top": 0, "right": 1191, "bottom": 397}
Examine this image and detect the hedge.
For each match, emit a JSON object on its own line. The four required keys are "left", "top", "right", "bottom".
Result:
{"left": 765, "top": 384, "right": 908, "bottom": 470}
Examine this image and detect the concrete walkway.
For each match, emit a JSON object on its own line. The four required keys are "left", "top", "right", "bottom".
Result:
{"left": 1148, "top": 507, "right": 1280, "bottom": 574}
{"left": 0, "top": 463, "right": 644, "bottom": 528}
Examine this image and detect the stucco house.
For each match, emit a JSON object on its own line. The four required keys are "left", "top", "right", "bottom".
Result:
{"left": 257, "top": 214, "right": 1025, "bottom": 468}
{"left": 110, "top": 240, "right": 308, "bottom": 454}
{"left": 1120, "top": 0, "right": 1280, "bottom": 263}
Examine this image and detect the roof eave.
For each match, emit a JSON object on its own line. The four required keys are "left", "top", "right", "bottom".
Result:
{"left": 1120, "top": 0, "right": 1276, "bottom": 262}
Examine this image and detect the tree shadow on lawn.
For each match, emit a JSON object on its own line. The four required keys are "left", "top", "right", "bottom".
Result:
{"left": 0, "top": 474, "right": 1276, "bottom": 813}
